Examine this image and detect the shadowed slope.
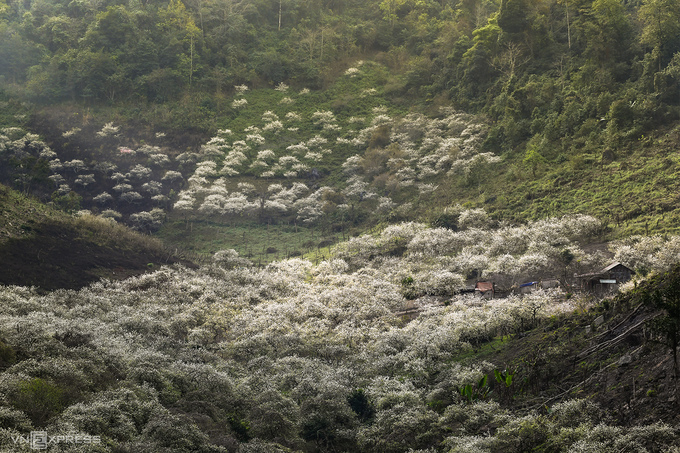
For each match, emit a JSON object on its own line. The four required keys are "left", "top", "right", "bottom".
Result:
{"left": 0, "top": 184, "right": 193, "bottom": 290}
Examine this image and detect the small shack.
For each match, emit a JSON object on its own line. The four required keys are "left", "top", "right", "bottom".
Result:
{"left": 540, "top": 279, "right": 560, "bottom": 290}
{"left": 513, "top": 279, "right": 560, "bottom": 294}
{"left": 519, "top": 281, "right": 538, "bottom": 294}
{"left": 575, "top": 262, "right": 634, "bottom": 294}
{"left": 475, "top": 281, "right": 494, "bottom": 299}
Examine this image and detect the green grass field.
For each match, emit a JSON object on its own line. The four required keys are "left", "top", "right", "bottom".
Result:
{"left": 155, "top": 217, "right": 342, "bottom": 265}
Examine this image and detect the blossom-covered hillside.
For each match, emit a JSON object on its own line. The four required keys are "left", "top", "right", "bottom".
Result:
{"left": 1, "top": 213, "right": 680, "bottom": 451}
{"left": 3, "top": 65, "right": 505, "bottom": 260}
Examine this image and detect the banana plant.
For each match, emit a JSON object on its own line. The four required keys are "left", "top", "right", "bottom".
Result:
{"left": 494, "top": 368, "right": 515, "bottom": 387}
{"left": 459, "top": 374, "right": 491, "bottom": 403}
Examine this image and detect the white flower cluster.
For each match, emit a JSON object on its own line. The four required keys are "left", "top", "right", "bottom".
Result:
{"left": 345, "top": 67, "right": 361, "bottom": 77}
{"left": 312, "top": 110, "right": 341, "bottom": 131}
{"left": 334, "top": 212, "right": 605, "bottom": 287}
{"left": 612, "top": 235, "right": 680, "bottom": 275}
{"left": 62, "top": 127, "right": 81, "bottom": 138}
{"left": 234, "top": 84, "right": 249, "bottom": 95}
{"left": 285, "top": 111, "right": 302, "bottom": 121}
{"left": 231, "top": 98, "right": 248, "bottom": 109}
{"left": 96, "top": 122, "right": 120, "bottom": 137}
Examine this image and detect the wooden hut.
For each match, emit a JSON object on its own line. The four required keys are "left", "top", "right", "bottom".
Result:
{"left": 475, "top": 281, "right": 494, "bottom": 299}
{"left": 575, "top": 262, "right": 634, "bottom": 294}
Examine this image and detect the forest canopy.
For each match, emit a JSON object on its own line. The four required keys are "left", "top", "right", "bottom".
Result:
{"left": 1, "top": 0, "right": 679, "bottom": 164}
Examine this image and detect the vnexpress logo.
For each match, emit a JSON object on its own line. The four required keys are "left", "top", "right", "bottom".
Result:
{"left": 12, "top": 431, "right": 101, "bottom": 450}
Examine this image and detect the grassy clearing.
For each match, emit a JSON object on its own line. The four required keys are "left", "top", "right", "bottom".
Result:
{"left": 155, "top": 217, "right": 341, "bottom": 265}
{"left": 0, "top": 184, "right": 63, "bottom": 240}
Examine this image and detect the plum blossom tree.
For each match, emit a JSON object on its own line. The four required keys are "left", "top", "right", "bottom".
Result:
{"left": 173, "top": 192, "right": 195, "bottom": 223}
{"left": 141, "top": 181, "right": 163, "bottom": 195}
{"left": 199, "top": 194, "right": 228, "bottom": 217}
{"left": 161, "top": 170, "right": 183, "bottom": 182}
{"left": 64, "top": 159, "right": 87, "bottom": 173}
{"left": 48, "top": 174, "right": 65, "bottom": 186}
{"left": 93, "top": 193, "right": 114, "bottom": 206}
{"left": 96, "top": 122, "right": 120, "bottom": 137}
{"left": 129, "top": 209, "right": 166, "bottom": 232}
{"left": 148, "top": 153, "right": 171, "bottom": 167}
{"left": 120, "top": 191, "right": 142, "bottom": 203}
{"left": 113, "top": 183, "right": 133, "bottom": 193}
{"left": 128, "top": 164, "right": 152, "bottom": 180}
{"left": 110, "top": 172, "right": 127, "bottom": 183}
{"left": 232, "top": 98, "right": 248, "bottom": 109}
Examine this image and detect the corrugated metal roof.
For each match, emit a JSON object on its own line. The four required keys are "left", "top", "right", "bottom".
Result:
{"left": 575, "top": 262, "right": 633, "bottom": 278}
{"left": 475, "top": 281, "right": 494, "bottom": 292}
{"left": 602, "top": 262, "right": 625, "bottom": 272}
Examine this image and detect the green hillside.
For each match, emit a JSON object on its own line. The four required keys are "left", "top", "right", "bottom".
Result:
{"left": 9, "top": 75, "right": 680, "bottom": 264}
{"left": 0, "top": 0, "right": 679, "bottom": 251}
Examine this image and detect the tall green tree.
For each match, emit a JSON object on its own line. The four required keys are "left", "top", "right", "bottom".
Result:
{"left": 380, "top": 0, "right": 408, "bottom": 29}
{"left": 159, "top": 0, "right": 202, "bottom": 87}
{"left": 639, "top": 0, "right": 680, "bottom": 71}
